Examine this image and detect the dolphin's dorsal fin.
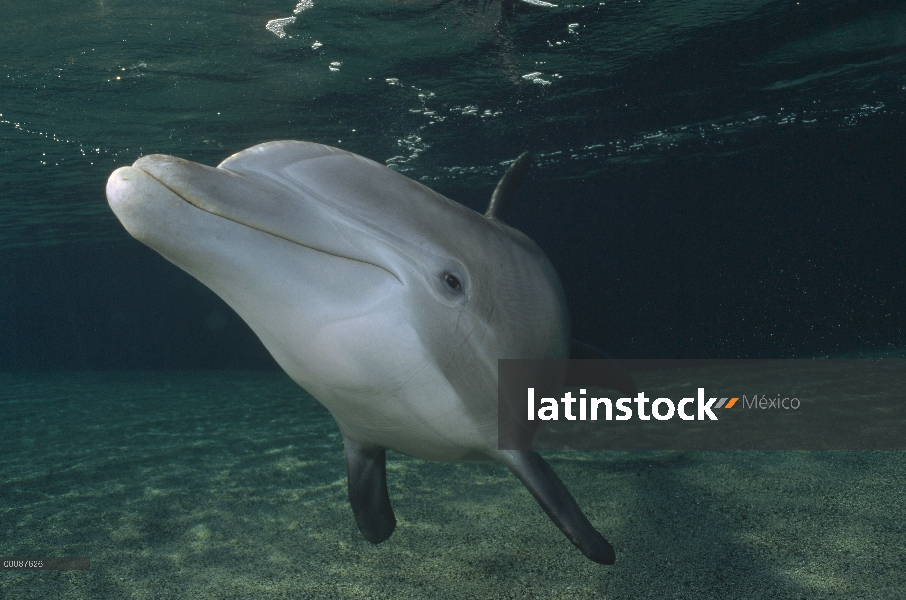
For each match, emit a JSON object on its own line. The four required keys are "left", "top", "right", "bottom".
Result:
{"left": 485, "top": 152, "right": 533, "bottom": 220}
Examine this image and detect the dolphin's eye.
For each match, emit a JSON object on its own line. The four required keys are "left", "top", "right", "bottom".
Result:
{"left": 443, "top": 273, "right": 462, "bottom": 292}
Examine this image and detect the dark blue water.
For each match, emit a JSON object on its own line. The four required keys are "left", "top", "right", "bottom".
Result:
{"left": 1, "top": 0, "right": 904, "bottom": 364}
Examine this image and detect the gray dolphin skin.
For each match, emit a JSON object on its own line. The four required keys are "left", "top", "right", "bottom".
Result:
{"left": 106, "top": 141, "right": 618, "bottom": 564}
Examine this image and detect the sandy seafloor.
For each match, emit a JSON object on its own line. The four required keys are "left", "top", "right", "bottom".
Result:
{"left": 1, "top": 371, "right": 903, "bottom": 599}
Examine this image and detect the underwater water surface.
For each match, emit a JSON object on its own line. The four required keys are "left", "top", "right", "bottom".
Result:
{"left": 1, "top": 0, "right": 904, "bottom": 362}
{"left": 1, "top": 0, "right": 905, "bottom": 597}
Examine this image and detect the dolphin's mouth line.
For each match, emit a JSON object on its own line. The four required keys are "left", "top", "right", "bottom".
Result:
{"left": 138, "top": 167, "right": 403, "bottom": 284}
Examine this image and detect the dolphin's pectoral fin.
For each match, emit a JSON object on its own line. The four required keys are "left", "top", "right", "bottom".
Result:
{"left": 498, "top": 450, "right": 616, "bottom": 565}
{"left": 343, "top": 435, "right": 396, "bottom": 544}
{"left": 567, "top": 339, "right": 639, "bottom": 397}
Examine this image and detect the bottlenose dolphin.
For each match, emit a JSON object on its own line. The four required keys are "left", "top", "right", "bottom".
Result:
{"left": 106, "top": 141, "right": 630, "bottom": 564}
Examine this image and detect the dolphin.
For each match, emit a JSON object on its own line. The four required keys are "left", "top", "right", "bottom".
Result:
{"left": 106, "top": 141, "right": 632, "bottom": 564}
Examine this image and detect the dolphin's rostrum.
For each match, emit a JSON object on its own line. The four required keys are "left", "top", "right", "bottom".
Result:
{"left": 106, "top": 141, "right": 627, "bottom": 564}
